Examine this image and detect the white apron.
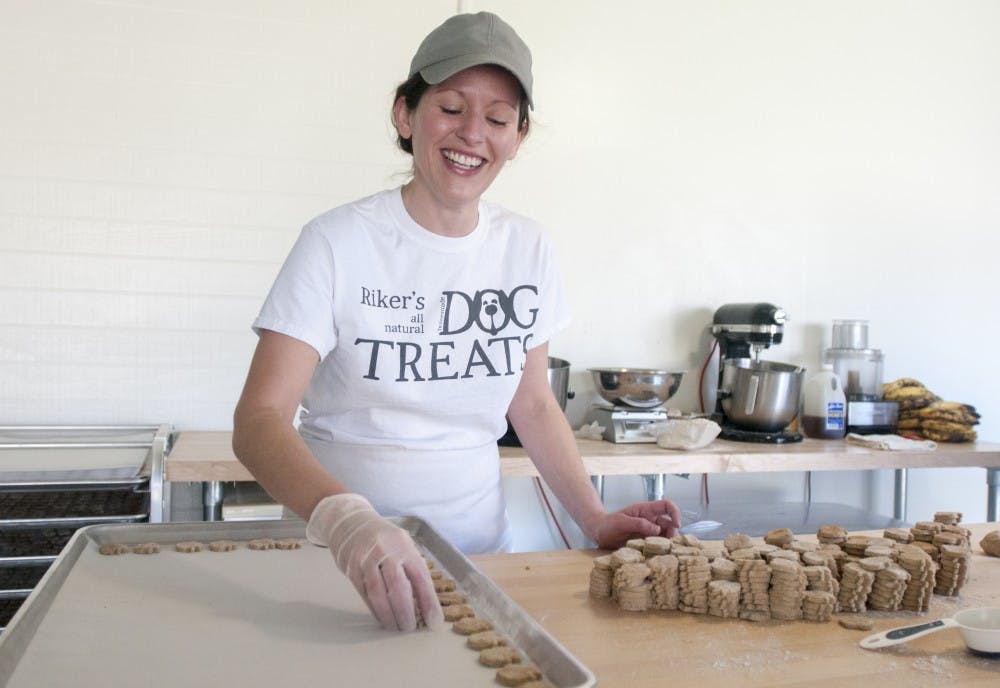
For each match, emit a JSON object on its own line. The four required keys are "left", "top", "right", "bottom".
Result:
{"left": 302, "top": 433, "right": 512, "bottom": 554}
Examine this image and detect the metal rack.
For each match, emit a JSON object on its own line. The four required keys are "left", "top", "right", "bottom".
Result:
{"left": 0, "top": 424, "right": 172, "bottom": 633}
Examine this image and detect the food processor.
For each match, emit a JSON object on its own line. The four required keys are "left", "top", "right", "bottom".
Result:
{"left": 710, "top": 303, "right": 805, "bottom": 443}
{"left": 823, "top": 320, "right": 898, "bottom": 434}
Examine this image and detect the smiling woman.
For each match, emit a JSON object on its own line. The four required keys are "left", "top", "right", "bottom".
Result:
{"left": 393, "top": 64, "right": 528, "bottom": 236}
{"left": 231, "top": 10, "right": 683, "bottom": 635}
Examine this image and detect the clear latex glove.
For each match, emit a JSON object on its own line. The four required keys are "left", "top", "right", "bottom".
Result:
{"left": 306, "top": 493, "right": 444, "bottom": 632}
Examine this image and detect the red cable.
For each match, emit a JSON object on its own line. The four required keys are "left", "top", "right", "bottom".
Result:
{"left": 535, "top": 477, "right": 572, "bottom": 549}
{"left": 698, "top": 338, "right": 719, "bottom": 414}
{"left": 697, "top": 339, "right": 719, "bottom": 504}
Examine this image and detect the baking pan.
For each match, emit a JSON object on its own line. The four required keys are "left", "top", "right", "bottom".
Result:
{"left": 1, "top": 489, "right": 148, "bottom": 526}
{"left": 0, "top": 519, "right": 595, "bottom": 688}
{"left": 0, "top": 424, "right": 164, "bottom": 488}
{"left": 0, "top": 527, "right": 80, "bottom": 559}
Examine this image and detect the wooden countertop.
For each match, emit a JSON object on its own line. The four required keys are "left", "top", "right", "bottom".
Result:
{"left": 471, "top": 523, "right": 1000, "bottom": 688}
{"left": 165, "top": 430, "right": 1000, "bottom": 483}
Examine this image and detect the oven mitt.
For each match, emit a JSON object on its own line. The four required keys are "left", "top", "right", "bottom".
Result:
{"left": 306, "top": 493, "right": 444, "bottom": 632}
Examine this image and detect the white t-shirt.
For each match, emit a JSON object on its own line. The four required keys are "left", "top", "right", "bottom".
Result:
{"left": 253, "top": 187, "right": 570, "bottom": 553}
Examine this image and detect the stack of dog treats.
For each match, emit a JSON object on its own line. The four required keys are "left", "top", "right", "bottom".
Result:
{"left": 589, "top": 512, "right": 974, "bottom": 624}
{"left": 883, "top": 378, "right": 980, "bottom": 442}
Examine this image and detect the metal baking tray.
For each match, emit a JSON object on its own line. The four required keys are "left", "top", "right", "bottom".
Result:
{"left": 0, "top": 518, "right": 595, "bottom": 688}
{"left": 0, "top": 489, "right": 149, "bottom": 528}
{"left": 0, "top": 424, "right": 169, "bottom": 489}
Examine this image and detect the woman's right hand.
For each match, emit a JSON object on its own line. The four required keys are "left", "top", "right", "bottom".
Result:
{"left": 592, "top": 499, "right": 683, "bottom": 549}
{"left": 306, "top": 493, "right": 444, "bottom": 631}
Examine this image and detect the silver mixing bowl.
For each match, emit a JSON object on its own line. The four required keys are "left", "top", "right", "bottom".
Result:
{"left": 589, "top": 368, "right": 685, "bottom": 408}
{"left": 719, "top": 359, "right": 804, "bottom": 432}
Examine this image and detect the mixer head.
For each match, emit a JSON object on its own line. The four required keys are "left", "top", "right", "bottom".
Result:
{"left": 711, "top": 303, "right": 786, "bottom": 360}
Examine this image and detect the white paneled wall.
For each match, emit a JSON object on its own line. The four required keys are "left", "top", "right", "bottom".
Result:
{"left": 0, "top": 0, "right": 452, "bottom": 424}
{"left": 2, "top": 1, "right": 998, "bottom": 550}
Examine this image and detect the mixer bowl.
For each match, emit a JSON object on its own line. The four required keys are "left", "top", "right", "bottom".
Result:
{"left": 589, "top": 368, "right": 684, "bottom": 409}
{"left": 719, "top": 359, "right": 804, "bottom": 432}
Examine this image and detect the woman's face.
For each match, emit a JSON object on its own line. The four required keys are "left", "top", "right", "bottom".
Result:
{"left": 393, "top": 65, "right": 526, "bottom": 216}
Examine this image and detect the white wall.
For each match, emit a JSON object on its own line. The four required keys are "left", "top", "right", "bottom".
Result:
{"left": 2, "top": 1, "right": 997, "bottom": 550}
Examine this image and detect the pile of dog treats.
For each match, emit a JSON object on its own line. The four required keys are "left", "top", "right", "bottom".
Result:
{"left": 590, "top": 511, "right": 972, "bottom": 623}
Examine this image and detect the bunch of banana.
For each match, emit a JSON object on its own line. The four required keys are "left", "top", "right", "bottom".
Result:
{"left": 884, "top": 378, "right": 980, "bottom": 442}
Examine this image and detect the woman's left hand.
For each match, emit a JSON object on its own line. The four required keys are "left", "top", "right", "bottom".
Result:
{"left": 592, "top": 499, "right": 682, "bottom": 550}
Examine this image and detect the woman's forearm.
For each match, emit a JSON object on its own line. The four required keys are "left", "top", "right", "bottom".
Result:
{"left": 509, "top": 402, "right": 605, "bottom": 542}
{"left": 232, "top": 407, "right": 348, "bottom": 520}
{"left": 232, "top": 330, "right": 348, "bottom": 520}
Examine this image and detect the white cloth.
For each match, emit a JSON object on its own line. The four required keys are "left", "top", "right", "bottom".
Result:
{"left": 845, "top": 432, "right": 937, "bottom": 451}
{"left": 574, "top": 421, "right": 606, "bottom": 441}
{"left": 254, "top": 187, "right": 569, "bottom": 553}
{"left": 648, "top": 418, "right": 722, "bottom": 450}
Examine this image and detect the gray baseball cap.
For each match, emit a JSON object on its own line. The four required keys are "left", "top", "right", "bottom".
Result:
{"left": 409, "top": 12, "right": 534, "bottom": 109}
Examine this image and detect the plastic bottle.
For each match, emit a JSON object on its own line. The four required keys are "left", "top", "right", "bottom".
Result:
{"left": 801, "top": 364, "right": 847, "bottom": 439}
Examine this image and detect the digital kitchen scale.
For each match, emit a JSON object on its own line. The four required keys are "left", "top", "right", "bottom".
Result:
{"left": 587, "top": 404, "right": 669, "bottom": 443}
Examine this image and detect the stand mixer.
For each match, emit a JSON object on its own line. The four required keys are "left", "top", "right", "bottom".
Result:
{"left": 710, "top": 303, "right": 804, "bottom": 443}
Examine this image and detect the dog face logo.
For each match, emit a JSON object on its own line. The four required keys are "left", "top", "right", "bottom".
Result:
{"left": 476, "top": 289, "right": 507, "bottom": 334}
{"left": 440, "top": 285, "right": 539, "bottom": 336}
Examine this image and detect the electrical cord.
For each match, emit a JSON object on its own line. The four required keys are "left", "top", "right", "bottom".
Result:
{"left": 698, "top": 338, "right": 719, "bottom": 414}
{"left": 535, "top": 477, "right": 572, "bottom": 549}
{"left": 697, "top": 338, "right": 719, "bottom": 506}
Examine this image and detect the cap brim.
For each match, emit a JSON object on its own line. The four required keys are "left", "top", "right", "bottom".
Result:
{"left": 419, "top": 54, "right": 534, "bottom": 109}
